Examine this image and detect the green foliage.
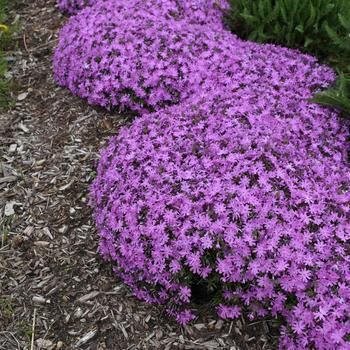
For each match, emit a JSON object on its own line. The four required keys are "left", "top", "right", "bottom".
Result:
{"left": 0, "top": 0, "right": 14, "bottom": 109}
{"left": 0, "top": 53, "right": 13, "bottom": 108}
{"left": 0, "top": 298, "right": 14, "bottom": 320}
{"left": 0, "top": 0, "right": 8, "bottom": 21}
{"left": 0, "top": 215, "right": 13, "bottom": 247}
{"left": 225, "top": 0, "right": 349, "bottom": 60}
{"left": 311, "top": 72, "right": 350, "bottom": 118}
{"left": 17, "top": 320, "right": 33, "bottom": 341}
{"left": 225, "top": 0, "right": 350, "bottom": 118}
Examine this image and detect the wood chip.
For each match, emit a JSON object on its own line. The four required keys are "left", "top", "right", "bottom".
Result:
{"left": 0, "top": 175, "right": 17, "bottom": 184}
{"left": 36, "top": 338, "right": 53, "bottom": 349}
{"left": 18, "top": 122, "right": 29, "bottom": 133}
{"left": 59, "top": 180, "right": 74, "bottom": 191}
{"left": 215, "top": 320, "right": 224, "bottom": 330}
{"left": 75, "top": 329, "right": 97, "bottom": 347}
{"left": 34, "top": 241, "right": 50, "bottom": 247}
{"left": 194, "top": 324, "right": 206, "bottom": 331}
{"left": 8, "top": 144, "right": 17, "bottom": 153}
{"left": 4, "top": 201, "right": 15, "bottom": 216}
{"left": 78, "top": 291, "right": 100, "bottom": 303}
{"left": 202, "top": 340, "right": 219, "bottom": 349}
{"left": 32, "top": 295, "right": 47, "bottom": 304}
{"left": 17, "top": 92, "right": 29, "bottom": 101}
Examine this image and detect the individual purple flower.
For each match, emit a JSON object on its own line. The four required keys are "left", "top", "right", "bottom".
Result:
{"left": 179, "top": 286, "right": 192, "bottom": 302}
{"left": 217, "top": 305, "right": 241, "bottom": 319}
{"left": 175, "top": 309, "right": 196, "bottom": 325}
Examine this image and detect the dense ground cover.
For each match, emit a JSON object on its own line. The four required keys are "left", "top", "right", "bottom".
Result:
{"left": 91, "top": 95, "right": 350, "bottom": 349}
{"left": 54, "top": 0, "right": 230, "bottom": 112}
{"left": 54, "top": 0, "right": 350, "bottom": 348}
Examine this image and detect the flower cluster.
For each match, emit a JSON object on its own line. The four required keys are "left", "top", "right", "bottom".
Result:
{"left": 91, "top": 85, "right": 350, "bottom": 350}
{"left": 55, "top": 0, "right": 350, "bottom": 348}
{"left": 54, "top": 0, "right": 231, "bottom": 112}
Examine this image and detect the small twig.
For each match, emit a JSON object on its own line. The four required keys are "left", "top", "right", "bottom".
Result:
{"left": 0, "top": 247, "right": 11, "bottom": 253}
{"left": 30, "top": 39, "right": 59, "bottom": 52}
{"left": 30, "top": 308, "right": 36, "bottom": 350}
{"left": 23, "top": 32, "right": 29, "bottom": 54}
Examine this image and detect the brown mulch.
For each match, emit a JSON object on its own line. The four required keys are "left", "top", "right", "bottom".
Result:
{"left": 0, "top": 1, "right": 278, "bottom": 349}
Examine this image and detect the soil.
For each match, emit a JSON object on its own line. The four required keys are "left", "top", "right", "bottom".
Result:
{"left": 0, "top": 1, "right": 278, "bottom": 349}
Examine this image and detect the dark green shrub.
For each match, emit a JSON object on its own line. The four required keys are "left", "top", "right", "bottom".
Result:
{"left": 225, "top": 0, "right": 350, "bottom": 117}
{"left": 225, "top": 0, "right": 349, "bottom": 61}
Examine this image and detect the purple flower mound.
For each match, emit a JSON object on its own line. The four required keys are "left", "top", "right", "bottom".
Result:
{"left": 60, "top": 0, "right": 350, "bottom": 347}
{"left": 53, "top": 0, "right": 231, "bottom": 112}
{"left": 91, "top": 79, "right": 350, "bottom": 349}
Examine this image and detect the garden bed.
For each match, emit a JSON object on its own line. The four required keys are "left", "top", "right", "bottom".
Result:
{"left": 0, "top": 1, "right": 276, "bottom": 349}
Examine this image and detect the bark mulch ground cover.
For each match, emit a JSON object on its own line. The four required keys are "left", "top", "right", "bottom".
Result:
{"left": 0, "top": 1, "right": 278, "bottom": 349}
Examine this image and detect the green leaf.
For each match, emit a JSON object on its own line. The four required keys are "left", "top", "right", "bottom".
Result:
{"left": 311, "top": 73, "right": 350, "bottom": 118}
{"left": 258, "top": 0, "right": 266, "bottom": 20}
{"left": 295, "top": 24, "right": 304, "bottom": 33}
{"left": 339, "top": 14, "right": 350, "bottom": 30}
{"left": 240, "top": 12, "right": 257, "bottom": 26}
{"left": 305, "top": 3, "right": 316, "bottom": 30}
{"left": 324, "top": 22, "right": 342, "bottom": 45}
{"left": 304, "top": 37, "right": 314, "bottom": 48}
{"left": 324, "top": 3, "right": 336, "bottom": 16}
{"left": 247, "top": 30, "right": 259, "bottom": 41}
{"left": 280, "top": 4, "right": 288, "bottom": 24}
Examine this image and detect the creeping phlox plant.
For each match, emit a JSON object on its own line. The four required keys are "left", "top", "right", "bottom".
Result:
{"left": 54, "top": 0, "right": 231, "bottom": 112}
{"left": 90, "top": 37, "right": 350, "bottom": 349}
{"left": 54, "top": 0, "right": 330, "bottom": 115}
{"left": 55, "top": 0, "right": 350, "bottom": 348}
{"left": 91, "top": 91, "right": 350, "bottom": 349}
